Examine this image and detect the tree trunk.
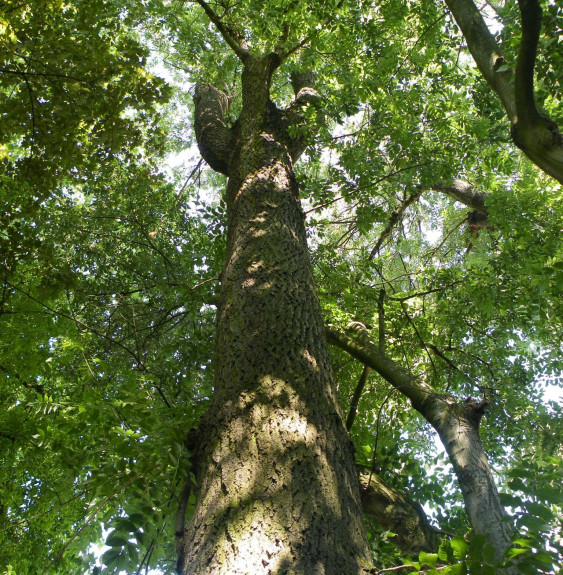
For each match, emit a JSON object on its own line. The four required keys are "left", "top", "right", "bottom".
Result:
{"left": 176, "top": 54, "right": 372, "bottom": 574}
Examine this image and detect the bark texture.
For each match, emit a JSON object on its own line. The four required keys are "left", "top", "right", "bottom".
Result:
{"left": 177, "top": 54, "right": 372, "bottom": 574}
{"left": 327, "top": 325, "right": 516, "bottom": 571}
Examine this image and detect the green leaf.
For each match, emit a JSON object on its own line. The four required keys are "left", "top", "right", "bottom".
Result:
{"left": 105, "top": 533, "right": 129, "bottom": 548}
{"left": 506, "top": 547, "right": 529, "bottom": 560}
{"left": 451, "top": 535, "right": 468, "bottom": 560}
{"left": 525, "top": 502, "right": 554, "bottom": 521}
{"left": 419, "top": 551, "right": 438, "bottom": 567}
{"left": 101, "top": 548, "right": 121, "bottom": 566}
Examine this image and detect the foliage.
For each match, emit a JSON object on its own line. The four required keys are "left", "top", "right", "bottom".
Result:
{"left": 1, "top": 0, "right": 562, "bottom": 573}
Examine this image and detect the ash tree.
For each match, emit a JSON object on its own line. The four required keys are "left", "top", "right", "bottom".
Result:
{"left": 1, "top": 1, "right": 562, "bottom": 574}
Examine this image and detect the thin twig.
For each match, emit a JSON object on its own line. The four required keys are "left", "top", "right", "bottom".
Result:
{"left": 305, "top": 163, "right": 430, "bottom": 215}
{"left": 41, "top": 471, "right": 148, "bottom": 574}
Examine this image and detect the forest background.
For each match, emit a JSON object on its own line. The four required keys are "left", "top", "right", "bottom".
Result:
{"left": 1, "top": 0, "right": 562, "bottom": 573}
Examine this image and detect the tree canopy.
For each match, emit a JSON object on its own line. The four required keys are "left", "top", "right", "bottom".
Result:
{"left": 1, "top": 0, "right": 562, "bottom": 573}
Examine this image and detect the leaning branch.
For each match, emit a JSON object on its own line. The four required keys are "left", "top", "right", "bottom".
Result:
{"left": 430, "top": 180, "right": 487, "bottom": 213}
{"left": 327, "top": 323, "right": 516, "bottom": 568}
{"left": 443, "top": 0, "right": 515, "bottom": 118}
{"left": 326, "top": 325, "right": 434, "bottom": 413}
{"left": 369, "top": 180, "right": 488, "bottom": 260}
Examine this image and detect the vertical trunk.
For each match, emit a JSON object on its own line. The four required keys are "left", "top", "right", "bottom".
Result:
{"left": 177, "top": 55, "right": 372, "bottom": 574}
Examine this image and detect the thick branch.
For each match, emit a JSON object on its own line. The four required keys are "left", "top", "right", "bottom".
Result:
{"left": 358, "top": 469, "right": 441, "bottom": 554}
{"left": 510, "top": 0, "right": 563, "bottom": 182}
{"left": 444, "top": 0, "right": 563, "bottom": 183}
{"left": 326, "top": 325, "right": 435, "bottom": 413}
{"left": 282, "top": 71, "right": 323, "bottom": 161}
{"left": 327, "top": 324, "right": 516, "bottom": 568}
{"left": 430, "top": 180, "right": 487, "bottom": 213}
{"left": 368, "top": 180, "right": 487, "bottom": 262}
{"left": 193, "top": 83, "right": 234, "bottom": 176}
{"left": 514, "top": 0, "right": 542, "bottom": 127}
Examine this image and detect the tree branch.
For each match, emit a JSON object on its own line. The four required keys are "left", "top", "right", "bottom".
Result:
{"left": 514, "top": 0, "right": 542, "bottom": 127}
{"left": 444, "top": 0, "right": 563, "bottom": 183}
{"left": 378, "top": 288, "right": 386, "bottom": 353}
{"left": 430, "top": 180, "right": 487, "bottom": 213}
{"left": 327, "top": 323, "right": 515, "bottom": 563}
{"left": 193, "top": 0, "right": 250, "bottom": 61}
{"left": 193, "top": 83, "right": 234, "bottom": 176}
{"left": 443, "top": 0, "right": 515, "bottom": 118}
{"left": 510, "top": 0, "right": 563, "bottom": 178}
{"left": 175, "top": 472, "right": 193, "bottom": 565}
{"left": 283, "top": 70, "right": 323, "bottom": 161}
{"left": 346, "top": 364, "right": 371, "bottom": 431}
{"left": 326, "top": 324, "right": 435, "bottom": 413}
{"left": 385, "top": 280, "right": 462, "bottom": 303}
{"left": 369, "top": 189, "right": 423, "bottom": 259}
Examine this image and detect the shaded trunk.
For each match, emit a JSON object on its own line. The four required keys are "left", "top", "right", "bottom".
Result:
{"left": 176, "top": 55, "right": 372, "bottom": 574}
{"left": 327, "top": 326, "right": 516, "bottom": 570}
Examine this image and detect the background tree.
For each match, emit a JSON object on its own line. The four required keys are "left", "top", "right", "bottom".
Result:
{"left": 1, "top": 0, "right": 562, "bottom": 574}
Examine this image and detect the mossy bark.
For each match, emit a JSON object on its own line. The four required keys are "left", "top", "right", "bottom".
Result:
{"left": 176, "top": 54, "right": 372, "bottom": 574}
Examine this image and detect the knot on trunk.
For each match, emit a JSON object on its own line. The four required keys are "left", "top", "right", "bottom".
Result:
{"left": 462, "top": 396, "right": 489, "bottom": 427}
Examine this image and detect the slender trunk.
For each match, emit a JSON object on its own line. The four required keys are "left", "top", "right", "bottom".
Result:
{"left": 327, "top": 326, "right": 516, "bottom": 571}
{"left": 423, "top": 397, "right": 514, "bottom": 565}
{"left": 177, "top": 55, "right": 372, "bottom": 574}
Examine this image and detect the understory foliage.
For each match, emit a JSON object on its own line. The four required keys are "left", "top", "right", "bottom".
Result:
{"left": 1, "top": 0, "right": 562, "bottom": 573}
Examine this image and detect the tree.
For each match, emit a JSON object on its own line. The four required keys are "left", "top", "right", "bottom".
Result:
{"left": 1, "top": 0, "right": 562, "bottom": 574}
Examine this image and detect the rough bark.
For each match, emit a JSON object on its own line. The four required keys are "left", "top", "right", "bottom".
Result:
{"left": 327, "top": 325, "right": 516, "bottom": 570}
{"left": 177, "top": 54, "right": 372, "bottom": 574}
{"left": 444, "top": 0, "right": 563, "bottom": 183}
